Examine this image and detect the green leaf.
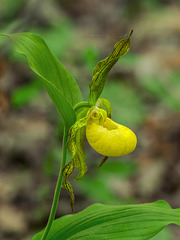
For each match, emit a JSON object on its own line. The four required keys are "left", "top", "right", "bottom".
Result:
{"left": 1, "top": 32, "right": 83, "bottom": 129}
{"left": 88, "top": 30, "right": 133, "bottom": 105}
{"left": 31, "top": 200, "right": 180, "bottom": 240}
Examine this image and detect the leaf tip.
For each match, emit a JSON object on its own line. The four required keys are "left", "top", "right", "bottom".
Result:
{"left": 128, "top": 29, "right": 133, "bottom": 39}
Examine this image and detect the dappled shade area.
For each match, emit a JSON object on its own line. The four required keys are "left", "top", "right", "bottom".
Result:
{"left": 0, "top": 0, "right": 180, "bottom": 239}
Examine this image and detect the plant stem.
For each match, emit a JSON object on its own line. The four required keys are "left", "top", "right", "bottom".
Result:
{"left": 41, "top": 129, "right": 68, "bottom": 240}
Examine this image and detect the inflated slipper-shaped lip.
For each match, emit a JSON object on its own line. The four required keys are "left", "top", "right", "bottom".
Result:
{"left": 86, "top": 117, "right": 137, "bottom": 157}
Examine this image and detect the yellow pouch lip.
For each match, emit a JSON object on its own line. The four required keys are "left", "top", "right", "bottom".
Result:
{"left": 86, "top": 117, "right": 137, "bottom": 157}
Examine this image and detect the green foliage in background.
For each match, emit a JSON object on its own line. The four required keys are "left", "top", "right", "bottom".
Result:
{"left": 140, "top": 75, "right": 180, "bottom": 113}
{"left": 150, "top": 227, "right": 172, "bottom": 240}
{"left": 11, "top": 79, "right": 42, "bottom": 107}
{"left": 77, "top": 159, "right": 136, "bottom": 204}
{"left": 102, "top": 81, "right": 146, "bottom": 127}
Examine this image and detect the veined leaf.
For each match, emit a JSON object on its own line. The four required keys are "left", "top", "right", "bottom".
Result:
{"left": 1, "top": 32, "right": 83, "bottom": 129}
{"left": 88, "top": 30, "right": 133, "bottom": 105}
{"left": 32, "top": 200, "right": 180, "bottom": 240}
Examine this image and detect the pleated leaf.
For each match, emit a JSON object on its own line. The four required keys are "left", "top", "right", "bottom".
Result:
{"left": 1, "top": 32, "right": 83, "bottom": 129}
{"left": 32, "top": 200, "right": 180, "bottom": 240}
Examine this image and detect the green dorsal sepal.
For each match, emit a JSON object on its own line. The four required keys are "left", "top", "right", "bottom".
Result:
{"left": 88, "top": 30, "right": 133, "bottom": 105}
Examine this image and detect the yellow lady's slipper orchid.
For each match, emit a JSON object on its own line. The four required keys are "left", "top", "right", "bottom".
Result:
{"left": 62, "top": 29, "right": 135, "bottom": 211}
{"left": 86, "top": 107, "right": 137, "bottom": 157}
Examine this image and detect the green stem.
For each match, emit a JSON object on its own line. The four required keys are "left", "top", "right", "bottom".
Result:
{"left": 41, "top": 129, "right": 68, "bottom": 240}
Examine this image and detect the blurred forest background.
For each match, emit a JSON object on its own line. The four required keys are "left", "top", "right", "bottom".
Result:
{"left": 0, "top": 0, "right": 180, "bottom": 239}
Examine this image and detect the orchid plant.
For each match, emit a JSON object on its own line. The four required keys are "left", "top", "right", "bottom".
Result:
{"left": 1, "top": 30, "right": 180, "bottom": 240}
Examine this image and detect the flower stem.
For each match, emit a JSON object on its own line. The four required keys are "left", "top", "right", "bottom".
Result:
{"left": 41, "top": 129, "right": 68, "bottom": 240}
